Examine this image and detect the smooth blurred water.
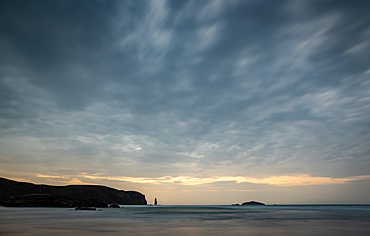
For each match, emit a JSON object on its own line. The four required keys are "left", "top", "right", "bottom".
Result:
{"left": 1, "top": 205, "right": 369, "bottom": 236}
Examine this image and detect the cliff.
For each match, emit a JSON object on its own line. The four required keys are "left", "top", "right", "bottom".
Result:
{"left": 0, "top": 177, "right": 147, "bottom": 206}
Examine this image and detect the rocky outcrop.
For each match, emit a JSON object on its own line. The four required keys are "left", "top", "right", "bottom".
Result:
{"left": 0, "top": 177, "right": 147, "bottom": 207}
{"left": 109, "top": 203, "right": 120, "bottom": 208}
{"left": 75, "top": 206, "right": 97, "bottom": 210}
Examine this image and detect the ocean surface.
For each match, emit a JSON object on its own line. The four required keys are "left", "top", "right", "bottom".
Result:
{"left": 0, "top": 205, "right": 369, "bottom": 236}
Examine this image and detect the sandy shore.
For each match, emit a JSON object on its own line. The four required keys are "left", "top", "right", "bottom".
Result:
{"left": 1, "top": 206, "right": 369, "bottom": 236}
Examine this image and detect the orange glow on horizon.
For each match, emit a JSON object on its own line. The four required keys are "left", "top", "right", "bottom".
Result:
{"left": 2, "top": 169, "right": 370, "bottom": 188}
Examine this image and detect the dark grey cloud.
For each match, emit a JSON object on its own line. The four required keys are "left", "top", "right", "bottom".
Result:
{"left": 0, "top": 0, "right": 369, "bottom": 181}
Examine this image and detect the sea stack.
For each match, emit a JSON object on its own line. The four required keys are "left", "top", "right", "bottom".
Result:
{"left": 154, "top": 198, "right": 158, "bottom": 205}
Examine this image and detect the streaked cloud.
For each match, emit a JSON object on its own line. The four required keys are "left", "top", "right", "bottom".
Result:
{"left": 4, "top": 169, "right": 370, "bottom": 188}
{"left": 0, "top": 0, "right": 369, "bottom": 204}
{"left": 79, "top": 174, "right": 370, "bottom": 187}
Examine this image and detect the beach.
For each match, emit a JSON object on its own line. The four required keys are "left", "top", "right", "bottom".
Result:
{"left": 1, "top": 205, "right": 369, "bottom": 236}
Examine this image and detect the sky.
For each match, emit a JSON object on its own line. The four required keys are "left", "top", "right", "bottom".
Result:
{"left": 0, "top": 0, "right": 369, "bottom": 205}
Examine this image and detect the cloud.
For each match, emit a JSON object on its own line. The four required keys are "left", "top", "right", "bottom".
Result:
{"left": 114, "top": 0, "right": 173, "bottom": 73}
{"left": 0, "top": 0, "right": 369, "bottom": 204}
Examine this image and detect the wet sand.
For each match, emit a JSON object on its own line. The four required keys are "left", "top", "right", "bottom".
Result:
{"left": 0, "top": 206, "right": 369, "bottom": 236}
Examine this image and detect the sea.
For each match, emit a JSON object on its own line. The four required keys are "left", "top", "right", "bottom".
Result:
{"left": 0, "top": 205, "right": 369, "bottom": 236}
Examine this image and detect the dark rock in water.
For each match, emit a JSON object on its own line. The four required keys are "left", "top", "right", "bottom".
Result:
{"left": 109, "top": 204, "right": 120, "bottom": 208}
{"left": 75, "top": 206, "right": 96, "bottom": 210}
{"left": 0, "top": 177, "right": 147, "bottom": 206}
{"left": 241, "top": 201, "right": 265, "bottom": 206}
{"left": 231, "top": 203, "right": 240, "bottom": 206}
{"left": 3, "top": 193, "right": 108, "bottom": 208}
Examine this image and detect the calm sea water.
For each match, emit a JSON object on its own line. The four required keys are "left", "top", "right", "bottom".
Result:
{"left": 0, "top": 205, "right": 369, "bottom": 236}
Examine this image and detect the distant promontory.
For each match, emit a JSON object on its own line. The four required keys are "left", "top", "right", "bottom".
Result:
{"left": 0, "top": 177, "right": 147, "bottom": 207}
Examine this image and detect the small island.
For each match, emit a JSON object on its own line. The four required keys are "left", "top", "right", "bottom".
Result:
{"left": 242, "top": 201, "right": 265, "bottom": 205}
{"left": 232, "top": 201, "right": 265, "bottom": 206}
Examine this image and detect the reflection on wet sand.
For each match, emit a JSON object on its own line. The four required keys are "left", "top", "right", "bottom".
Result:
{"left": 0, "top": 206, "right": 369, "bottom": 236}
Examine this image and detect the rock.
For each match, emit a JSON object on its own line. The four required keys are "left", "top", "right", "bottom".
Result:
{"left": 231, "top": 203, "right": 240, "bottom": 206}
{"left": 109, "top": 204, "right": 120, "bottom": 208}
{"left": 241, "top": 201, "right": 265, "bottom": 206}
{"left": 75, "top": 206, "right": 96, "bottom": 210}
